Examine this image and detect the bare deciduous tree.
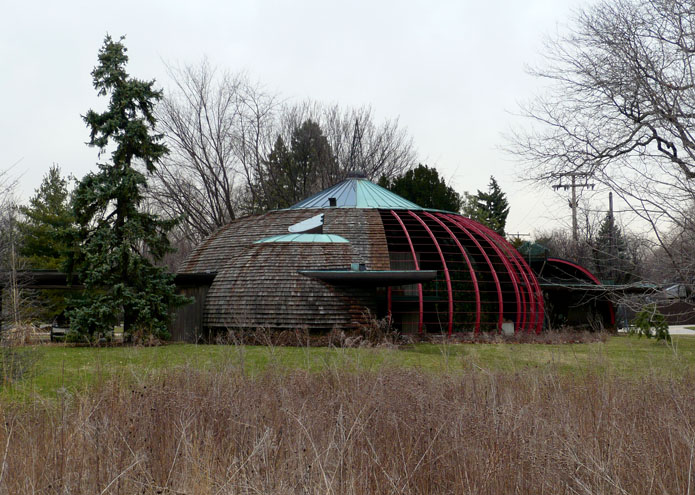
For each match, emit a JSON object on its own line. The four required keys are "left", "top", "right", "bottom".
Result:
{"left": 0, "top": 169, "right": 24, "bottom": 332}
{"left": 154, "top": 62, "right": 278, "bottom": 243}
{"left": 154, "top": 62, "right": 417, "bottom": 245}
{"left": 280, "top": 101, "right": 417, "bottom": 180}
{"left": 511, "top": 0, "right": 695, "bottom": 289}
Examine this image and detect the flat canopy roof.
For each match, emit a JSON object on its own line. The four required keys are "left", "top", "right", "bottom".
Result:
{"left": 298, "top": 269, "right": 438, "bottom": 286}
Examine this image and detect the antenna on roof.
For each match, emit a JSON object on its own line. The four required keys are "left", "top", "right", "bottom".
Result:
{"left": 348, "top": 118, "right": 367, "bottom": 179}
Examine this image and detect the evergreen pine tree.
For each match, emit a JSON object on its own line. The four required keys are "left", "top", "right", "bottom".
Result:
{"left": 17, "top": 165, "right": 74, "bottom": 320}
{"left": 68, "top": 35, "right": 187, "bottom": 340}
{"left": 259, "top": 120, "right": 336, "bottom": 210}
{"left": 378, "top": 164, "right": 463, "bottom": 212}
{"left": 18, "top": 165, "right": 74, "bottom": 270}
{"left": 463, "top": 176, "right": 510, "bottom": 236}
{"left": 592, "top": 213, "right": 636, "bottom": 284}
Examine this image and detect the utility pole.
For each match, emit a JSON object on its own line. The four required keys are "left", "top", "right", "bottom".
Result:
{"left": 552, "top": 172, "right": 595, "bottom": 242}
{"left": 7, "top": 205, "right": 19, "bottom": 327}
{"left": 608, "top": 191, "right": 615, "bottom": 282}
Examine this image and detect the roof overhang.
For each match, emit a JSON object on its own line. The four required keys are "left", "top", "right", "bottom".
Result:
{"left": 298, "top": 269, "right": 437, "bottom": 286}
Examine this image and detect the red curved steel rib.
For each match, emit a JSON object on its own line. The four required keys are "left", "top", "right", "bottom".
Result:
{"left": 437, "top": 213, "right": 503, "bottom": 330}
{"left": 390, "top": 210, "right": 423, "bottom": 333}
{"left": 482, "top": 228, "right": 533, "bottom": 331}
{"left": 472, "top": 222, "right": 540, "bottom": 332}
{"left": 422, "top": 211, "right": 481, "bottom": 333}
{"left": 510, "top": 249, "right": 545, "bottom": 333}
{"left": 447, "top": 215, "right": 523, "bottom": 331}
{"left": 548, "top": 258, "right": 614, "bottom": 326}
{"left": 502, "top": 246, "right": 533, "bottom": 331}
{"left": 408, "top": 211, "right": 454, "bottom": 335}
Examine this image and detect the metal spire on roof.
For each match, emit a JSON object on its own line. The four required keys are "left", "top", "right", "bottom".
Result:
{"left": 347, "top": 118, "right": 367, "bottom": 179}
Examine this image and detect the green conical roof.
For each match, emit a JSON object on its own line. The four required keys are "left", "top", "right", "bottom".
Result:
{"left": 288, "top": 177, "right": 422, "bottom": 210}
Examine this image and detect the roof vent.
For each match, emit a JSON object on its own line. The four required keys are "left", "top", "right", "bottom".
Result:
{"left": 328, "top": 197, "right": 337, "bottom": 207}
{"left": 346, "top": 170, "right": 367, "bottom": 179}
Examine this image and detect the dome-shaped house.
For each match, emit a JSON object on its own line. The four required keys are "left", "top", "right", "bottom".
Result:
{"left": 174, "top": 176, "right": 544, "bottom": 340}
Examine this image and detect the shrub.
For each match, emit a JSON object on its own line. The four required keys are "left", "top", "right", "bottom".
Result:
{"left": 630, "top": 303, "right": 670, "bottom": 342}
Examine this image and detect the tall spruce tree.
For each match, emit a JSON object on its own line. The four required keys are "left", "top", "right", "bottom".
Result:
{"left": 68, "top": 35, "right": 186, "bottom": 339}
{"left": 463, "top": 176, "right": 510, "bottom": 236}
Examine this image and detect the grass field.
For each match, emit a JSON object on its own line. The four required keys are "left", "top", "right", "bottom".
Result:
{"left": 2, "top": 335, "right": 695, "bottom": 494}
{"left": 4, "top": 334, "right": 695, "bottom": 399}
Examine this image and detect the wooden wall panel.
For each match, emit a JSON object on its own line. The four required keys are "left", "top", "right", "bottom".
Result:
{"left": 204, "top": 242, "right": 378, "bottom": 330}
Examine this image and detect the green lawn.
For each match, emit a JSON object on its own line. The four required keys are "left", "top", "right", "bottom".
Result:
{"left": 4, "top": 334, "right": 695, "bottom": 400}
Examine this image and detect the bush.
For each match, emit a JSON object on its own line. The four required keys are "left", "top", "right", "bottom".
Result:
{"left": 630, "top": 303, "right": 670, "bottom": 342}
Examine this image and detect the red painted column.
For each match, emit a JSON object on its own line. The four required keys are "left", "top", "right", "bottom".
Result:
{"left": 408, "top": 211, "right": 454, "bottom": 335}
{"left": 437, "top": 213, "right": 503, "bottom": 331}
{"left": 387, "top": 286, "right": 392, "bottom": 321}
{"left": 422, "top": 211, "right": 481, "bottom": 333}
{"left": 390, "top": 210, "right": 423, "bottom": 333}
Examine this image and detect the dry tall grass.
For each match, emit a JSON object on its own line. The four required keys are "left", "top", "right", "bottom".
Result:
{"left": 2, "top": 365, "right": 694, "bottom": 494}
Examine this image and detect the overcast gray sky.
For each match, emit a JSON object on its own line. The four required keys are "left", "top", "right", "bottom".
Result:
{"left": 1, "top": 0, "right": 595, "bottom": 236}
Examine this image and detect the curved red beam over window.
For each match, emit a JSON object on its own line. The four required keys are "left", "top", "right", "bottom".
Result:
{"left": 408, "top": 211, "right": 455, "bottom": 335}
{"left": 447, "top": 214, "right": 523, "bottom": 331}
{"left": 469, "top": 221, "right": 538, "bottom": 332}
{"left": 437, "top": 213, "right": 504, "bottom": 330}
{"left": 422, "top": 211, "right": 481, "bottom": 334}
{"left": 390, "top": 210, "right": 424, "bottom": 333}
{"left": 473, "top": 222, "right": 545, "bottom": 333}
{"left": 548, "top": 257, "right": 614, "bottom": 326}
{"left": 499, "top": 242, "right": 534, "bottom": 331}
{"left": 510, "top": 249, "right": 545, "bottom": 333}
{"left": 489, "top": 227, "right": 544, "bottom": 333}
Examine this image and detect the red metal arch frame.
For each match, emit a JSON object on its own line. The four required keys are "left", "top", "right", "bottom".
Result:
{"left": 547, "top": 258, "right": 614, "bottom": 326}
{"left": 511, "top": 249, "right": 545, "bottom": 333}
{"left": 383, "top": 209, "right": 544, "bottom": 334}
{"left": 447, "top": 214, "right": 524, "bottom": 331}
{"left": 459, "top": 218, "right": 533, "bottom": 331}
{"left": 480, "top": 227, "right": 535, "bottom": 332}
{"left": 437, "top": 213, "right": 503, "bottom": 330}
{"left": 408, "top": 211, "right": 455, "bottom": 334}
{"left": 501, "top": 245, "right": 533, "bottom": 331}
{"left": 421, "top": 211, "right": 481, "bottom": 334}
{"left": 472, "top": 222, "right": 545, "bottom": 333}
{"left": 506, "top": 249, "right": 539, "bottom": 332}
{"left": 390, "top": 210, "right": 424, "bottom": 333}
{"left": 479, "top": 225, "right": 543, "bottom": 332}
